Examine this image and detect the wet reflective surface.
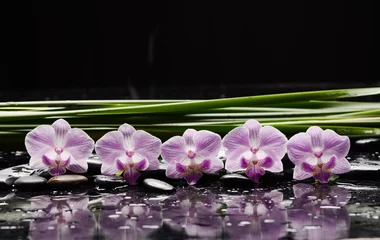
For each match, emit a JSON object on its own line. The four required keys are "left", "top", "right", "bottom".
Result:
{"left": 1, "top": 141, "right": 380, "bottom": 239}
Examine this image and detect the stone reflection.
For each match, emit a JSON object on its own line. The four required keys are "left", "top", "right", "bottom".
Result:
{"left": 162, "top": 188, "right": 224, "bottom": 239}
{"left": 28, "top": 195, "right": 96, "bottom": 240}
{"left": 224, "top": 190, "right": 288, "bottom": 240}
{"left": 288, "top": 183, "right": 351, "bottom": 240}
{"left": 98, "top": 194, "right": 162, "bottom": 240}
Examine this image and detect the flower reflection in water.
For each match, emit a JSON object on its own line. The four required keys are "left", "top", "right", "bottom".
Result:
{"left": 161, "top": 188, "right": 224, "bottom": 239}
{"left": 28, "top": 196, "right": 96, "bottom": 240}
{"left": 288, "top": 183, "right": 351, "bottom": 240}
{"left": 224, "top": 190, "right": 288, "bottom": 240}
{"left": 98, "top": 194, "right": 162, "bottom": 240}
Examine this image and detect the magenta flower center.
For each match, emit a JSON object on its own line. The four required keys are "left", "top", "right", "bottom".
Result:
{"left": 126, "top": 150, "right": 134, "bottom": 157}
{"left": 250, "top": 147, "right": 259, "bottom": 154}
{"left": 187, "top": 150, "right": 196, "bottom": 159}
{"left": 55, "top": 147, "right": 63, "bottom": 154}
{"left": 314, "top": 151, "right": 323, "bottom": 158}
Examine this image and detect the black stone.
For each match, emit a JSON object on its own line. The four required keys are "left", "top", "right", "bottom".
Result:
{"left": 220, "top": 173, "right": 254, "bottom": 187}
{"left": 0, "top": 164, "right": 36, "bottom": 178}
{"left": 86, "top": 156, "right": 102, "bottom": 174}
{"left": 94, "top": 175, "right": 128, "bottom": 188}
{"left": 13, "top": 176, "right": 47, "bottom": 190}
{"left": 0, "top": 175, "right": 17, "bottom": 190}
{"left": 143, "top": 178, "right": 175, "bottom": 192}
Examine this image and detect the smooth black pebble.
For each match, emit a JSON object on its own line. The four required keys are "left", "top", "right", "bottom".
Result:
{"left": 94, "top": 175, "right": 128, "bottom": 188}
{"left": 143, "top": 178, "right": 175, "bottom": 192}
{"left": 0, "top": 175, "right": 18, "bottom": 189}
{"left": 220, "top": 173, "right": 253, "bottom": 187}
{"left": 14, "top": 176, "right": 47, "bottom": 190}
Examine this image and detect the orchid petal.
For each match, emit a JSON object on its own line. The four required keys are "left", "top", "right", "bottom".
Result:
{"left": 134, "top": 158, "right": 149, "bottom": 171}
{"left": 183, "top": 128, "right": 197, "bottom": 148}
{"left": 287, "top": 132, "right": 314, "bottom": 166}
{"left": 132, "top": 130, "right": 161, "bottom": 170}
{"left": 166, "top": 163, "right": 184, "bottom": 179}
{"left": 194, "top": 130, "right": 222, "bottom": 157}
{"left": 95, "top": 131, "right": 125, "bottom": 165}
{"left": 225, "top": 150, "right": 250, "bottom": 172}
{"left": 322, "top": 129, "right": 350, "bottom": 159}
{"left": 175, "top": 161, "right": 187, "bottom": 173}
{"left": 161, "top": 136, "right": 188, "bottom": 163}
{"left": 52, "top": 119, "right": 71, "bottom": 147}
{"left": 306, "top": 126, "right": 323, "bottom": 149}
{"left": 301, "top": 162, "right": 316, "bottom": 173}
{"left": 118, "top": 123, "right": 136, "bottom": 149}
{"left": 123, "top": 168, "right": 141, "bottom": 185}
{"left": 25, "top": 125, "right": 55, "bottom": 158}
{"left": 243, "top": 119, "right": 262, "bottom": 146}
{"left": 64, "top": 128, "right": 94, "bottom": 160}
{"left": 198, "top": 159, "right": 211, "bottom": 171}
{"left": 66, "top": 156, "right": 87, "bottom": 173}
{"left": 42, "top": 155, "right": 54, "bottom": 167}
{"left": 246, "top": 165, "right": 265, "bottom": 183}
{"left": 259, "top": 126, "right": 287, "bottom": 160}
{"left": 330, "top": 157, "right": 351, "bottom": 174}
{"left": 314, "top": 170, "right": 331, "bottom": 183}
{"left": 222, "top": 126, "right": 250, "bottom": 162}
{"left": 184, "top": 171, "right": 203, "bottom": 185}
{"left": 259, "top": 156, "right": 274, "bottom": 169}
{"left": 49, "top": 166, "right": 66, "bottom": 176}
{"left": 265, "top": 157, "right": 283, "bottom": 172}
{"left": 101, "top": 156, "right": 122, "bottom": 176}
{"left": 116, "top": 158, "right": 126, "bottom": 171}
{"left": 202, "top": 157, "right": 224, "bottom": 173}
{"left": 325, "top": 155, "right": 337, "bottom": 169}
{"left": 29, "top": 156, "right": 48, "bottom": 169}
{"left": 293, "top": 165, "right": 313, "bottom": 180}
{"left": 240, "top": 156, "right": 250, "bottom": 169}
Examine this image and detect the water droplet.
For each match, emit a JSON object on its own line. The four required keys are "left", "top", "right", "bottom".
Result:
{"left": 238, "top": 221, "right": 251, "bottom": 226}
{"left": 264, "top": 219, "right": 275, "bottom": 223}
{"left": 142, "top": 225, "right": 160, "bottom": 229}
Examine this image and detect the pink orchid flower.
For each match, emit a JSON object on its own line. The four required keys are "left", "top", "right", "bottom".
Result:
{"left": 222, "top": 119, "right": 287, "bottom": 183}
{"left": 95, "top": 123, "right": 162, "bottom": 185}
{"left": 161, "top": 129, "right": 223, "bottom": 185}
{"left": 25, "top": 119, "right": 94, "bottom": 176}
{"left": 287, "top": 126, "right": 351, "bottom": 183}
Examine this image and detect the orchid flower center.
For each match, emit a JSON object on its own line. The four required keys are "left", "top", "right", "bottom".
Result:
{"left": 317, "top": 163, "right": 323, "bottom": 168}
{"left": 55, "top": 147, "right": 63, "bottom": 154}
{"left": 126, "top": 150, "right": 134, "bottom": 157}
{"left": 314, "top": 151, "right": 323, "bottom": 158}
{"left": 250, "top": 147, "right": 259, "bottom": 154}
{"left": 252, "top": 159, "right": 259, "bottom": 165}
{"left": 187, "top": 150, "right": 196, "bottom": 159}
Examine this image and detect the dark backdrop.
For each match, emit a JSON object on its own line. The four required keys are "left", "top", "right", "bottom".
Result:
{"left": 0, "top": 1, "right": 376, "bottom": 100}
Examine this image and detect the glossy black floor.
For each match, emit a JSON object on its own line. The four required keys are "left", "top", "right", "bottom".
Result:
{"left": 1, "top": 138, "right": 380, "bottom": 240}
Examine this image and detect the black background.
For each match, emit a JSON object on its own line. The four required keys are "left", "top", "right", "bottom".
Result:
{"left": 0, "top": 1, "right": 376, "bottom": 100}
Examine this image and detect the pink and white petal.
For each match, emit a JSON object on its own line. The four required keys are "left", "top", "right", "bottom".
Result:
{"left": 183, "top": 129, "right": 197, "bottom": 148}
{"left": 116, "top": 158, "right": 126, "bottom": 171}
{"left": 259, "top": 156, "right": 274, "bottom": 169}
{"left": 52, "top": 119, "right": 71, "bottom": 147}
{"left": 30, "top": 156, "right": 49, "bottom": 169}
{"left": 184, "top": 171, "right": 203, "bottom": 185}
{"left": 134, "top": 158, "right": 149, "bottom": 171}
{"left": 49, "top": 166, "right": 66, "bottom": 176}
{"left": 314, "top": 170, "right": 331, "bottom": 183}
{"left": 132, "top": 130, "right": 162, "bottom": 163}
{"left": 222, "top": 127, "right": 250, "bottom": 161}
{"left": 201, "top": 158, "right": 224, "bottom": 173}
{"left": 194, "top": 130, "right": 222, "bottom": 157}
{"left": 287, "top": 133, "right": 314, "bottom": 165}
{"left": 42, "top": 155, "right": 55, "bottom": 167}
{"left": 259, "top": 126, "right": 288, "bottom": 160}
{"left": 146, "top": 158, "right": 160, "bottom": 170}
{"left": 322, "top": 129, "right": 350, "bottom": 159}
{"left": 95, "top": 131, "right": 125, "bottom": 165}
{"left": 66, "top": 156, "right": 88, "bottom": 173}
{"left": 330, "top": 157, "right": 351, "bottom": 174}
{"left": 25, "top": 125, "right": 55, "bottom": 157}
{"left": 243, "top": 119, "right": 262, "bottom": 146}
{"left": 301, "top": 162, "right": 316, "bottom": 173}
{"left": 293, "top": 165, "right": 313, "bottom": 180}
{"left": 64, "top": 128, "right": 94, "bottom": 160}
{"left": 240, "top": 156, "right": 250, "bottom": 169}
{"left": 101, "top": 161, "right": 120, "bottom": 175}
{"left": 246, "top": 165, "right": 265, "bottom": 183}
{"left": 166, "top": 163, "right": 184, "bottom": 179}
{"left": 225, "top": 157, "right": 245, "bottom": 172}
{"left": 175, "top": 161, "right": 187, "bottom": 173}
{"left": 306, "top": 126, "right": 323, "bottom": 149}
{"left": 263, "top": 157, "right": 283, "bottom": 173}
{"left": 161, "top": 136, "right": 188, "bottom": 163}
{"left": 118, "top": 123, "right": 136, "bottom": 149}
{"left": 123, "top": 168, "right": 141, "bottom": 185}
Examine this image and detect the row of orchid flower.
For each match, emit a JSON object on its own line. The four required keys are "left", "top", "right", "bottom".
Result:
{"left": 24, "top": 118, "right": 351, "bottom": 185}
